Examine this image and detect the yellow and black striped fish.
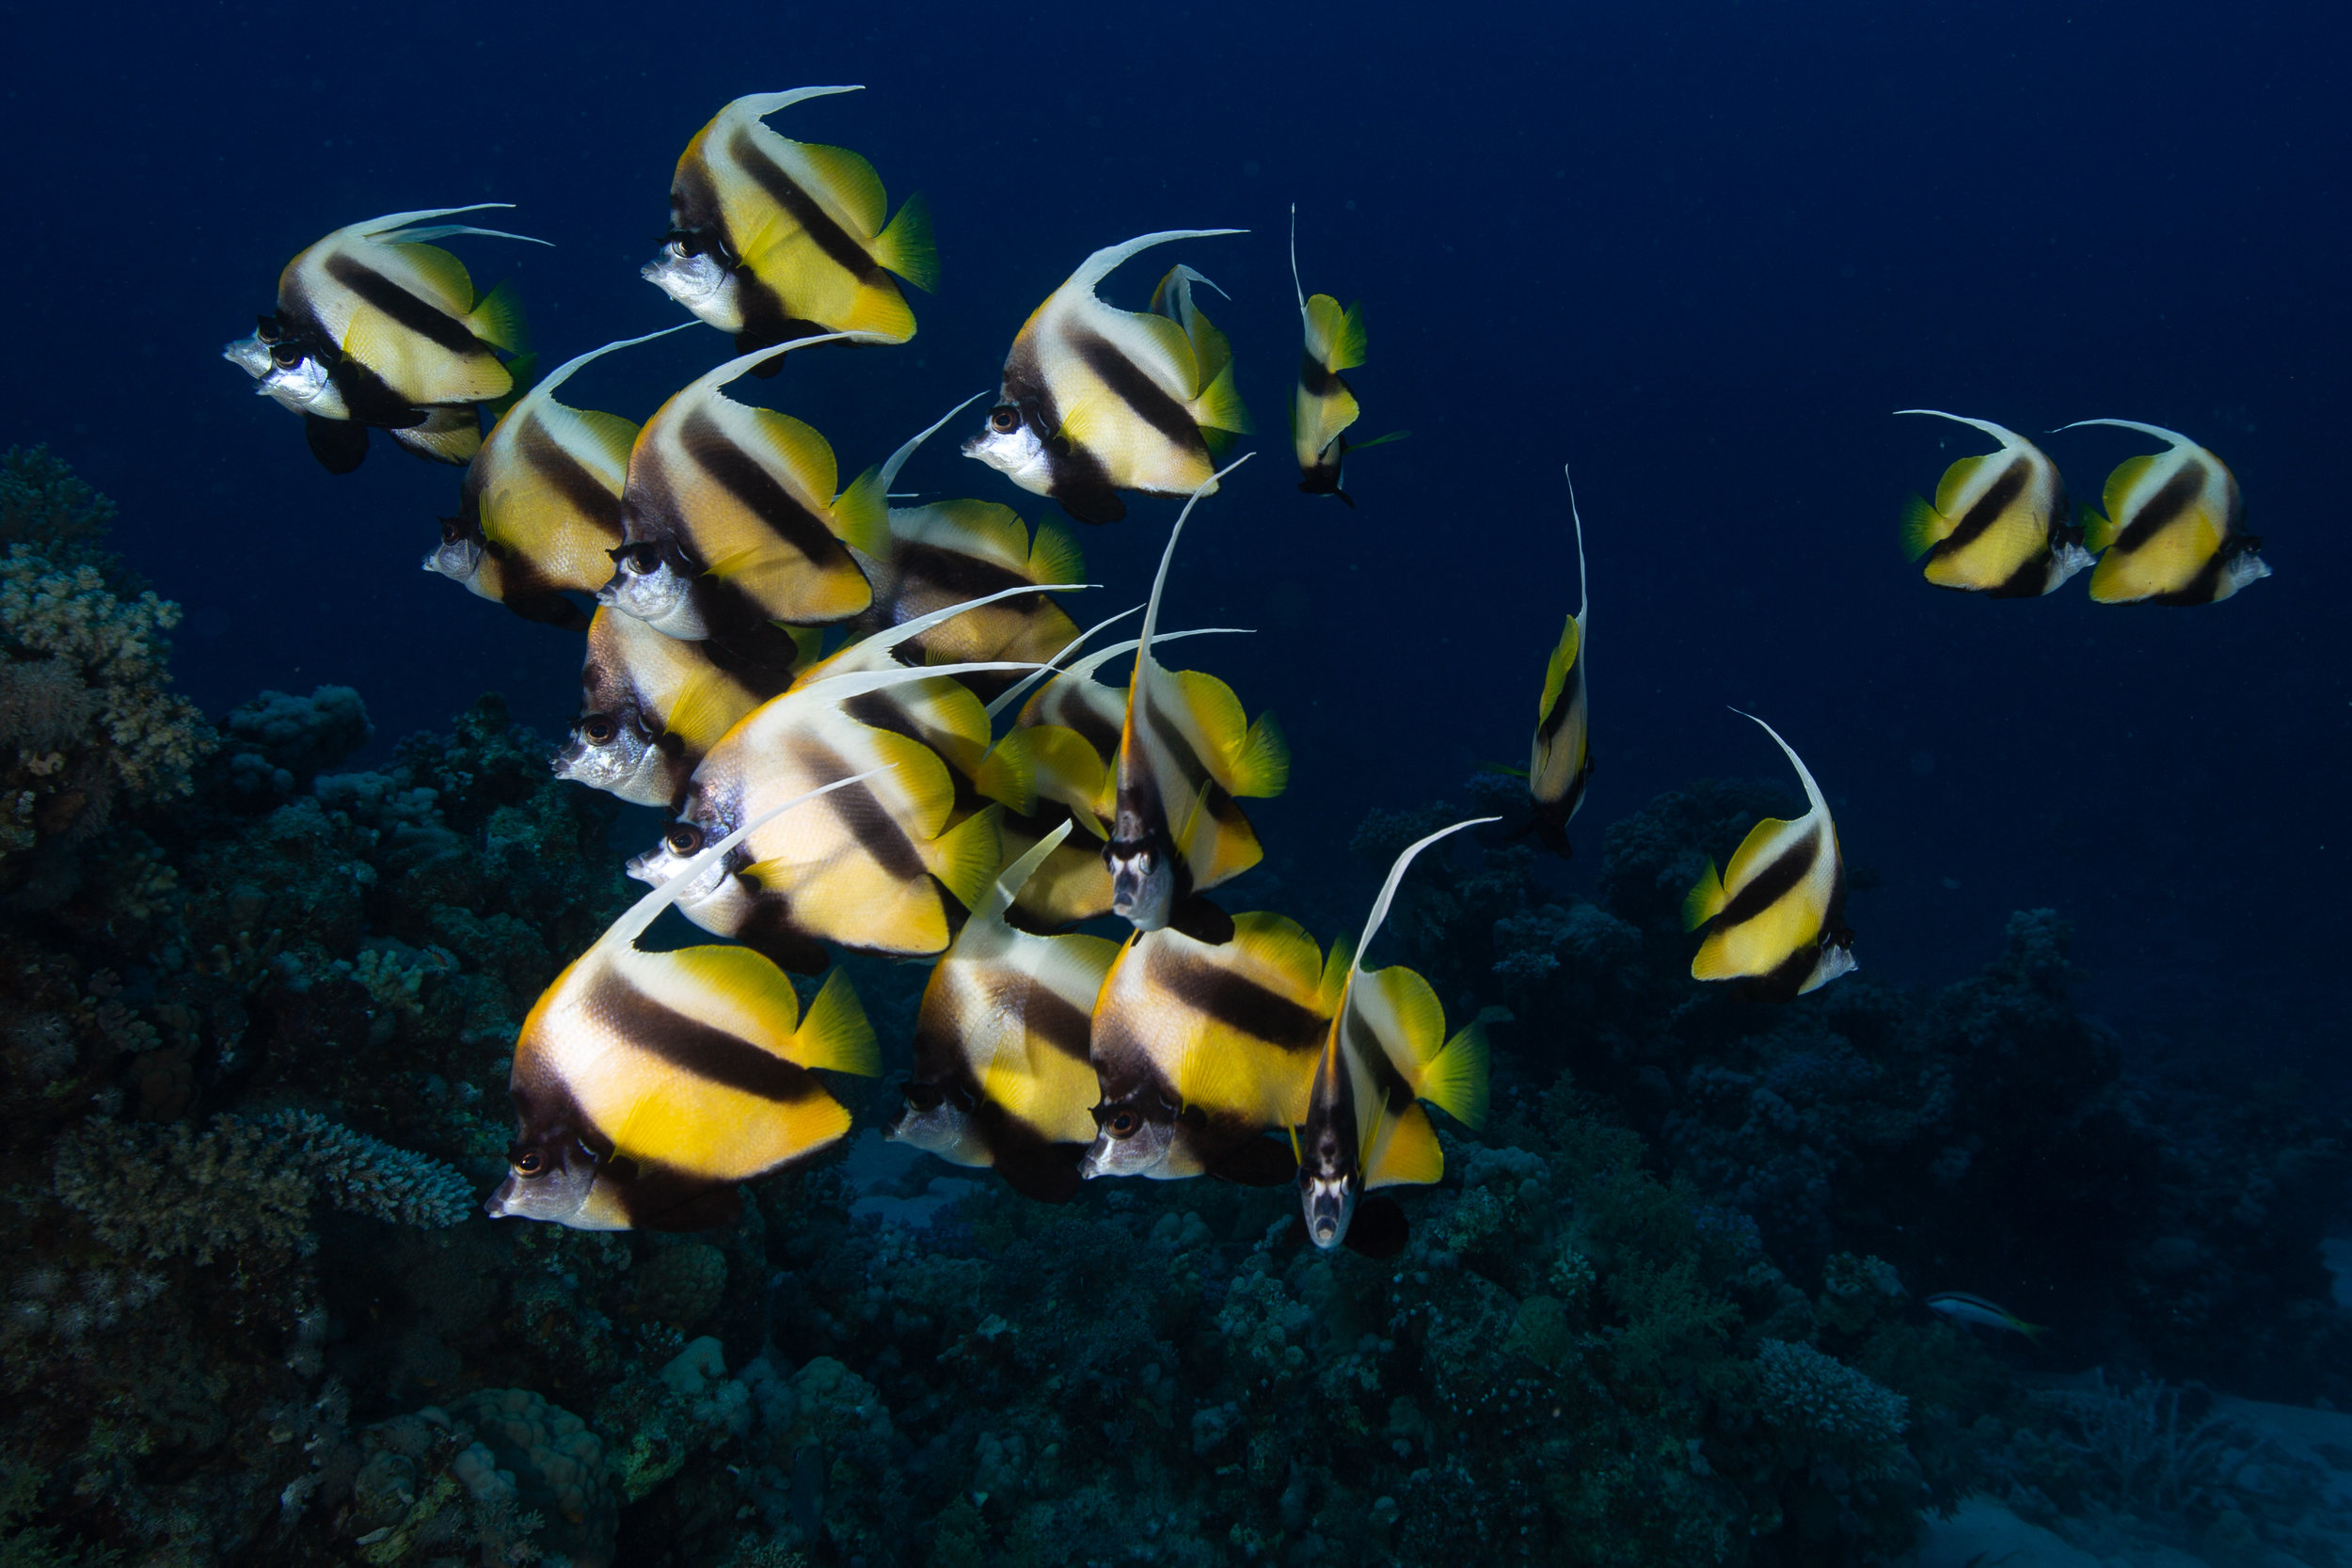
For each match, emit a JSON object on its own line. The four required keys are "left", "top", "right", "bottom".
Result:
{"left": 887, "top": 821, "right": 1120, "bottom": 1201}
{"left": 644, "top": 87, "right": 936, "bottom": 356}
{"left": 1299, "top": 818, "right": 1494, "bottom": 1257}
{"left": 2059, "top": 419, "right": 2272, "bottom": 606}
{"left": 1288, "top": 208, "right": 1404, "bottom": 504}
{"left": 1526, "top": 465, "right": 1593, "bottom": 858}
{"left": 553, "top": 607, "right": 808, "bottom": 808}
{"left": 1082, "top": 910, "right": 1348, "bottom": 1184}
{"left": 224, "top": 205, "right": 540, "bottom": 473}
{"left": 629, "top": 625, "right": 1054, "bottom": 973}
{"left": 1682, "top": 712, "right": 1856, "bottom": 1002}
{"left": 485, "top": 773, "right": 882, "bottom": 1232}
{"left": 1897, "top": 411, "right": 2090, "bottom": 597}
{"left": 1104, "top": 462, "right": 1288, "bottom": 932}
{"left": 963, "top": 230, "right": 1250, "bottom": 525}
{"left": 601, "top": 338, "right": 886, "bottom": 647}
{"left": 428, "top": 325, "right": 694, "bottom": 631}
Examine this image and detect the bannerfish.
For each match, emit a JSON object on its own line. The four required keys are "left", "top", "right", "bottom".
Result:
{"left": 1288, "top": 207, "right": 1404, "bottom": 504}
{"left": 962, "top": 230, "right": 1250, "bottom": 525}
{"left": 1925, "top": 1291, "right": 2046, "bottom": 1341}
{"left": 2058, "top": 419, "right": 2272, "bottom": 606}
{"left": 225, "top": 205, "right": 542, "bottom": 473}
{"left": 986, "top": 621, "right": 1241, "bottom": 929}
{"left": 644, "top": 87, "right": 936, "bottom": 356}
{"left": 628, "top": 651, "right": 1045, "bottom": 974}
{"left": 429, "top": 325, "right": 694, "bottom": 630}
{"left": 1081, "top": 911, "right": 1348, "bottom": 1184}
{"left": 1896, "top": 410, "right": 2091, "bottom": 597}
{"left": 1526, "top": 464, "right": 1594, "bottom": 858}
{"left": 848, "top": 399, "right": 1087, "bottom": 689}
{"left": 1682, "top": 711, "right": 1856, "bottom": 1001}
{"left": 485, "top": 771, "right": 882, "bottom": 1231}
{"left": 1298, "top": 818, "right": 1495, "bottom": 1258}
{"left": 1105, "top": 461, "right": 1287, "bottom": 933}
{"left": 601, "top": 338, "right": 887, "bottom": 645}
{"left": 887, "top": 820, "right": 1120, "bottom": 1201}
{"left": 553, "top": 607, "right": 809, "bottom": 808}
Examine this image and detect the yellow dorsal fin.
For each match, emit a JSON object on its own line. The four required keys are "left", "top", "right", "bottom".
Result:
{"left": 796, "top": 140, "right": 888, "bottom": 237}
{"left": 387, "top": 242, "right": 477, "bottom": 313}
{"left": 1720, "top": 816, "right": 1801, "bottom": 895}
{"left": 739, "top": 407, "right": 837, "bottom": 504}
{"left": 1302, "top": 293, "right": 1367, "bottom": 372}
{"left": 1931, "top": 452, "right": 1996, "bottom": 517}
{"left": 1361, "top": 965, "right": 1446, "bottom": 1070}
{"left": 1538, "top": 615, "right": 1581, "bottom": 719}
{"left": 569, "top": 408, "right": 642, "bottom": 471}
{"left": 1316, "top": 934, "right": 1356, "bottom": 1012}
{"left": 2103, "top": 453, "right": 2158, "bottom": 524}
{"left": 1227, "top": 911, "right": 1327, "bottom": 993}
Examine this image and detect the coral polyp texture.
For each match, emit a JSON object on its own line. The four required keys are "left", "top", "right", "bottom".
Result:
{"left": 0, "top": 451, "right": 2344, "bottom": 1566}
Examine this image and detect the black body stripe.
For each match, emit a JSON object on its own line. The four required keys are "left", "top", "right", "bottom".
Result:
{"left": 1014, "top": 976, "right": 1096, "bottom": 1062}
{"left": 1937, "top": 458, "right": 2029, "bottom": 554}
{"left": 324, "top": 254, "right": 482, "bottom": 355}
{"left": 671, "top": 157, "right": 726, "bottom": 237}
{"left": 802, "top": 738, "right": 931, "bottom": 884}
{"left": 894, "top": 541, "right": 1037, "bottom": 606}
{"left": 1297, "top": 352, "right": 1337, "bottom": 397}
{"left": 726, "top": 127, "right": 882, "bottom": 282}
{"left": 1159, "top": 950, "right": 1327, "bottom": 1053}
{"left": 2114, "top": 463, "right": 2205, "bottom": 554}
{"left": 1042, "top": 688, "right": 1123, "bottom": 758}
{"left": 680, "top": 409, "right": 842, "bottom": 564}
{"left": 1535, "top": 662, "right": 1583, "bottom": 749}
{"left": 1068, "top": 328, "right": 1209, "bottom": 456}
{"left": 516, "top": 415, "right": 626, "bottom": 536}
{"left": 603, "top": 980, "right": 827, "bottom": 1103}
{"left": 1716, "top": 832, "right": 1821, "bottom": 929}
{"left": 1006, "top": 344, "right": 1124, "bottom": 525}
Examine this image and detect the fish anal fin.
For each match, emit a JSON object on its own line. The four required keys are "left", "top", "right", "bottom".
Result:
{"left": 1362, "top": 1101, "right": 1444, "bottom": 1189}
{"left": 305, "top": 415, "right": 370, "bottom": 473}
{"left": 1168, "top": 895, "right": 1234, "bottom": 947}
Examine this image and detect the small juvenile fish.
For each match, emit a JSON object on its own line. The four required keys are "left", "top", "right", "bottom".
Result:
{"left": 2059, "top": 419, "right": 2272, "bottom": 605}
{"left": 485, "top": 773, "right": 882, "bottom": 1231}
{"left": 1298, "top": 818, "right": 1495, "bottom": 1258}
{"left": 1082, "top": 910, "right": 1348, "bottom": 1184}
{"left": 428, "top": 325, "right": 693, "bottom": 630}
{"left": 1896, "top": 410, "right": 2091, "bottom": 596}
{"left": 1682, "top": 712, "right": 1856, "bottom": 1001}
{"left": 1526, "top": 464, "right": 1593, "bottom": 857}
{"left": 601, "top": 337, "right": 886, "bottom": 643}
{"left": 887, "top": 821, "right": 1120, "bottom": 1202}
{"left": 1925, "top": 1291, "right": 2046, "bottom": 1341}
{"left": 1288, "top": 207, "right": 1404, "bottom": 504}
{"left": 225, "top": 205, "right": 542, "bottom": 472}
{"left": 963, "top": 230, "right": 1250, "bottom": 525}
{"left": 553, "top": 607, "right": 806, "bottom": 808}
{"left": 644, "top": 87, "right": 936, "bottom": 355}
{"left": 1104, "top": 461, "right": 1287, "bottom": 932}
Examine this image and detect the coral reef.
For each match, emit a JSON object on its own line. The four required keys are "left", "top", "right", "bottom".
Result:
{"left": 0, "top": 453, "right": 2343, "bottom": 1565}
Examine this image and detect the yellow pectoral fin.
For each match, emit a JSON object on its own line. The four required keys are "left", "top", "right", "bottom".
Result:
{"left": 1361, "top": 1101, "right": 1443, "bottom": 1190}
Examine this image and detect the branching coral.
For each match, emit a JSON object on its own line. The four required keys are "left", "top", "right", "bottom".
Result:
{"left": 1753, "top": 1338, "right": 1910, "bottom": 1449}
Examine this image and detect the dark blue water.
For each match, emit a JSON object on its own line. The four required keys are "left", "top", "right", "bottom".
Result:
{"left": 4, "top": 0, "right": 2344, "bottom": 1082}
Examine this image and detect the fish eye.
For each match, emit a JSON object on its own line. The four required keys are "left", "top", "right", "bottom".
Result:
{"left": 903, "top": 1083, "right": 944, "bottom": 1111}
{"left": 513, "top": 1149, "right": 546, "bottom": 1177}
{"left": 987, "top": 406, "right": 1021, "bottom": 436}
{"left": 615, "top": 543, "right": 661, "bottom": 576}
{"left": 665, "top": 823, "right": 704, "bottom": 856}
{"left": 269, "top": 342, "right": 307, "bottom": 368}
{"left": 255, "top": 314, "right": 284, "bottom": 342}
{"left": 1105, "top": 1108, "right": 1140, "bottom": 1138}
{"left": 580, "top": 715, "right": 618, "bottom": 745}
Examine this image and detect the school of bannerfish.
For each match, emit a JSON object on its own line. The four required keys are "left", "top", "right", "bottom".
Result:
{"left": 219, "top": 87, "right": 2275, "bottom": 1259}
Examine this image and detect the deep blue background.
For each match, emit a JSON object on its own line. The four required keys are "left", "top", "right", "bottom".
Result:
{"left": 3, "top": 1, "right": 2344, "bottom": 1089}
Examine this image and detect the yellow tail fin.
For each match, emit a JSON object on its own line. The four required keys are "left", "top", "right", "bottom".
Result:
{"left": 1419, "top": 1020, "right": 1490, "bottom": 1132}
{"left": 1230, "top": 711, "right": 1290, "bottom": 800}
{"left": 791, "top": 967, "right": 879, "bottom": 1075}
{"left": 873, "top": 192, "right": 939, "bottom": 292}
{"left": 466, "top": 277, "right": 529, "bottom": 354}
{"left": 1028, "top": 520, "right": 1085, "bottom": 586}
{"left": 1682, "top": 862, "right": 1726, "bottom": 931}
{"left": 830, "top": 466, "right": 889, "bottom": 558}
{"left": 1191, "top": 357, "right": 1250, "bottom": 436}
{"left": 973, "top": 730, "right": 1038, "bottom": 815}
{"left": 1899, "top": 495, "right": 1947, "bottom": 562}
{"left": 926, "top": 805, "right": 1004, "bottom": 912}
